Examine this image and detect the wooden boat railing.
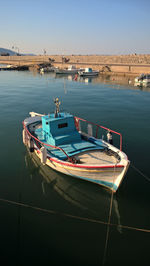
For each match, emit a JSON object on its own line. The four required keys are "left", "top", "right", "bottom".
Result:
{"left": 74, "top": 116, "right": 122, "bottom": 151}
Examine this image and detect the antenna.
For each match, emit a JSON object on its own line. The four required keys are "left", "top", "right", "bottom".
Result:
{"left": 54, "top": 97, "right": 61, "bottom": 118}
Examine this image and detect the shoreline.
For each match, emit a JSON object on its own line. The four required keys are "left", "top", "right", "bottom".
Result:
{"left": 0, "top": 54, "right": 150, "bottom": 75}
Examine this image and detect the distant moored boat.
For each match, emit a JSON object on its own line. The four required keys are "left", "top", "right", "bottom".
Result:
{"left": 78, "top": 67, "right": 99, "bottom": 77}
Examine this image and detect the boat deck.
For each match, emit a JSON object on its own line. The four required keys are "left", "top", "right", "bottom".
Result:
{"left": 30, "top": 122, "right": 119, "bottom": 166}
{"left": 76, "top": 150, "right": 118, "bottom": 165}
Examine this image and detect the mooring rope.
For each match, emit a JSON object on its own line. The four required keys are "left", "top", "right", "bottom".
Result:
{"left": 102, "top": 163, "right": 117, "bottom": 265}
{"left": 131, "top": 163, "right": 150, "bottom": 182}
{"left": 0, "top": 197, "right": 150, "bottom": 234}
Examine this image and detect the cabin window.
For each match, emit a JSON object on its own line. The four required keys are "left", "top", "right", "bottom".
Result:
{"left": 58, "top": 123, "right": 68, "bottom": 129}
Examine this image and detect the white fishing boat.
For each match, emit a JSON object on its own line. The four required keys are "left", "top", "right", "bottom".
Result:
{"left": 134, "top": 73, "right": 150, "bottom": 86}
{"left": 78, "top": 68, "right": 99, "bottom": 77}
{"left": 55, "top": 65, "right": 79, "bottom": 74}
{"left": 22, "top": 98, "right": 130, "bottom": 192}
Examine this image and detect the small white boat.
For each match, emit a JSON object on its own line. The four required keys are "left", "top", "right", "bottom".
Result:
{"left": 40, "top": 66, "right": 56, "bottom": 73}
{"left": 55, "top": 65, "right": 79, "bottom": 75}
{"left": 134, "top": 74, "right": 150, "bottom": 86}
{"left": 22, "top": 98, "right": 130, "bottom": 192}
{"left": 78, "top": 68, "right": 99, "bottom": 77}
{"left": 7, "top": 64, "right": 14, "bottom": 68}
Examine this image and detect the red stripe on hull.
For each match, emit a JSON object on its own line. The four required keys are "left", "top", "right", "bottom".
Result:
{"left": 35, "top": 147, "right": 124, "bottom": 169}
{"left": 48, "top": 157, "right": 124, "bottom": 169}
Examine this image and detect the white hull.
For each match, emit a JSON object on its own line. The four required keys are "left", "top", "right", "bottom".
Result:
{"left": 134, "top": 80, "right": 150, "bottom": 87}
{"left": 134, "top": 74, "right": 150, "bottom": 86}
{"left": 23, "top": 113, "right": 129, "bottom": 192}
{"left": 40, "top": 67, "right": 55, "bottom": 73}
{"left": 79, "top": 72, "right": 99, "bottom": 77}
{"left": 33, "top": 145, "right": 129, "bottom": 192}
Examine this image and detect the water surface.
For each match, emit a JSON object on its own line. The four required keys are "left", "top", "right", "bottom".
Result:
{"left": 0, "top": 70, "right": 150, "bottom": 265}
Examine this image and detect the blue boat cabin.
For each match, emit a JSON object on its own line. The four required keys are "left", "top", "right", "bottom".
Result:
{"left": 42, "top": 113, "right": 81, "bottom": 146}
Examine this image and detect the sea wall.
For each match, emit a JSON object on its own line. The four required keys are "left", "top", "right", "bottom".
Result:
{"left": 1, "top": 54, "right": 150, "bottom": 74}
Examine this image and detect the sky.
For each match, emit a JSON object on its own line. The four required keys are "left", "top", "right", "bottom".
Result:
{"left": 0, "top": 0, "right": 150, "bottom": 55}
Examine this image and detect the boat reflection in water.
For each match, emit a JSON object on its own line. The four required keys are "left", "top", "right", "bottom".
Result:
{"left": 79, "top": 77, "right": 95, "bottom": 83}
{"left": 25, "top": 148, "right": 122, "bottom": 233}
{"left": 54, "top": 73, "right": 97, "bottom": 83}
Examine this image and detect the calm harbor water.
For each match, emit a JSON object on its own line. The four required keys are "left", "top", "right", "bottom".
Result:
{"left": 0, "top": 70, "right": 150, "bottom": 266}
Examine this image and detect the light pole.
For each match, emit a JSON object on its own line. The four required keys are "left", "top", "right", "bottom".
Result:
{"left": 12, "top": 46, "right": 21, "bottom": 66}
{"left": 43, "top": 49, "right": 47, "bottom": 64}
{"left": 12, "top": 46, "right": 20, "bottom": 55}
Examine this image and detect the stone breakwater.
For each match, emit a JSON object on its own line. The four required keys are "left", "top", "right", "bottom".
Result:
{"left": 1, "top": 54, "right": 150, "bottom": 74}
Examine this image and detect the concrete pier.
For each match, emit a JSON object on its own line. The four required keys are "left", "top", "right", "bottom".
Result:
{"left": 0, "top": 54, "right": 150, "bottom": 75}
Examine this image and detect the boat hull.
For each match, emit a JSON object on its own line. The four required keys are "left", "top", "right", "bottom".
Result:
{"left": 55, "top": 69, "right": 78, "bottom": 74}
{"left": 79, "top": 72, "right": 99, "bottom": 77}
{"left": 34, "top": 148, "right": 129, "bottom": 192}
{"left": 78, "top": 67, "right": 99, "bottom": 77}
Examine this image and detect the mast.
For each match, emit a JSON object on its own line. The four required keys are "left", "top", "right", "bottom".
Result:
{"left": 54, "top": 97, "right": 61, "bottom": 118}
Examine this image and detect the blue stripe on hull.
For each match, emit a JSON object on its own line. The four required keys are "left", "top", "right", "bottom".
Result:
{"left": 69, "top": 174, "right": 118, "bottom": 192}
